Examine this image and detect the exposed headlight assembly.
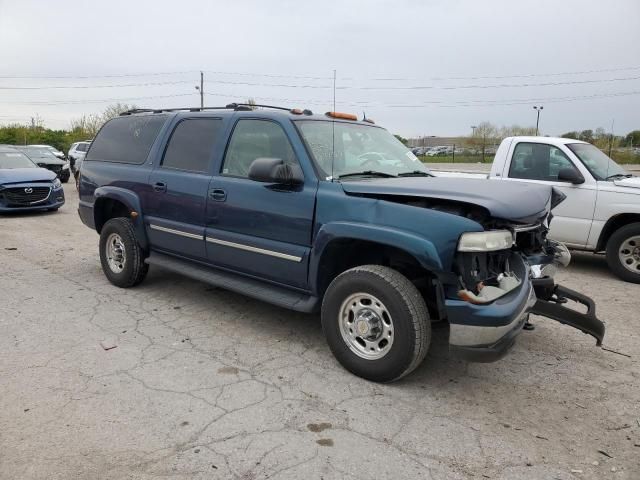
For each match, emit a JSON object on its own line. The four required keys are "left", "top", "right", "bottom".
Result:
{"left": 458, "top": 230, "right": 514, "bottom": 252}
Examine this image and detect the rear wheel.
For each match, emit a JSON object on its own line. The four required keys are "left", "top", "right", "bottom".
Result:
{"left": 99, "top": 217, "right": 148, "bottom": 288}
{"left": 321, "top": 265, "right": 430, "bottom": 382}
{"left": 605, "top": 223, "right": 640, "bottom": 283}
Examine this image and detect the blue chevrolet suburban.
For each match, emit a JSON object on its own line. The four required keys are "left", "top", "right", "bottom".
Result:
{"left": 78, "top": 104, "right": 605, "bottom": 382}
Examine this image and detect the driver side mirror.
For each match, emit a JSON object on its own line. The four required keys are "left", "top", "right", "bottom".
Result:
{"left": 248, "top": 157, "right": 304, "bottom": 185}
{"left": 557, "top": 167, "right": 585, "bottom": 184}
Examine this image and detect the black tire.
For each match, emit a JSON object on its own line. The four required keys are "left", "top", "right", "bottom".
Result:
{"left": 61, "top": 176, "right": 69, "bottom": 184}
{"left": 321, "top": 265, "right": 430, "bottom": 382}
{"left": 99, "top": 217, "right": 148, "bottom": 288}
{"left": 605, "top": 222, "right": 640, "bottom": 283}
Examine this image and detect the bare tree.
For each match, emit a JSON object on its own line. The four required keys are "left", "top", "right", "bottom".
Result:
{"left": 68, "top": 103, "right": 137, "bottom": 139}
{"left": 469, "top": 121, "right": 498, "bottom": 162}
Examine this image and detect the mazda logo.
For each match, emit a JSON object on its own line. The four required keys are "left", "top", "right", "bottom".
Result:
{"left": 24, "top": 187, "right": 33, "bottom": 194}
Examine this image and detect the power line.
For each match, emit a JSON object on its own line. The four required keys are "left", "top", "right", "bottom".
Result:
{"left": 0, "top": 70, "right": 197, "bottom": 80}
{"left": 4, "top": 88, "right": 639, "bottom": 108}
{"left": 3, "top": 64, "right": 639, "bottom": 82}
{"left": 10, "top": 73, "right": 633, "bottom": 91}
{"left": 367, "top": 65, "right": 640, "bottom": 82}
{"left": 0, "top": 80, "right": 194, "bottom": 90}
{"left": 352, "top": 75, "right": 640, "bottom": 91}
{"left": 3, "top": 93, "right": 195, "bottom": 106}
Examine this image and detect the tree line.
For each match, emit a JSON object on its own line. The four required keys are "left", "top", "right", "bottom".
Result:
{"left": 0, "top": 103, "right": 135, "bottom": 153}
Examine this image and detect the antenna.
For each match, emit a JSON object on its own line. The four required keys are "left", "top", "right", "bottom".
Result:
{"left": 331, "top": 69, "right": 336, "bottom": 182}
{"left": 606, "top": 118, "right": 615, "bottom": 180}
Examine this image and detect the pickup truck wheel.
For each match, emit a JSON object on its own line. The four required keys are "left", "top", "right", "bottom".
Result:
{"left": 606, "top": 223, "right": 640, "bottom": 283}
{"left": 99, "top": 218, "right": 148, "bottom": 288}
{"left": 321, "top": 265, "right": 430, "bottom": 382}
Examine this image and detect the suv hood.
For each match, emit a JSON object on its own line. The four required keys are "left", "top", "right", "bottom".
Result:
{"left": 0, "top": 167, "right": 56, "bottom": 184}
{"left": 613, "top": 176, "right": 640, "bottom": 189}
{"left": 34, "top": 158, "right": 66, "bottom": 166}
{"left": 340, "top": 177, "right": 552, "bottom": 223}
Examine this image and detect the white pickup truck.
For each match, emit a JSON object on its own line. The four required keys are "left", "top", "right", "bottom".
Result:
{"left": 436, "top": 136, "right": 640, "bottom": 283}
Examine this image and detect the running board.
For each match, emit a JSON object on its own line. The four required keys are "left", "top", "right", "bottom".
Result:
{"left": 145, "top": 252, "right": 319, "bottom": 313}
{"left": 530, "top": 283, "right": 605, "bottom": 346}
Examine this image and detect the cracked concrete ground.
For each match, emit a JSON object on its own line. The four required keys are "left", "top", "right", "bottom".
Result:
{"left": 1, "top": 184, "right": 639, "bottom": 480}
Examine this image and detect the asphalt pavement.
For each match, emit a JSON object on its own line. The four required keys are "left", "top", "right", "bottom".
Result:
{"left": 1, "top": 184, "right": 639, "bottom": 479}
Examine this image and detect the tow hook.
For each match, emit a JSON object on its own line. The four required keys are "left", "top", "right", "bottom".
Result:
{"left": 530, "top": 278, "right": 605, "bottom": 346}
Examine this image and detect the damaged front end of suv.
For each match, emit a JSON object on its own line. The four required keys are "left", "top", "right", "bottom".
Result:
{"left": 446, "top": 188, "right": 605, "bottom": 361}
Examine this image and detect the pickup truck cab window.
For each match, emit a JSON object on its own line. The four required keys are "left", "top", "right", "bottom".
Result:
{"left": 222, "top": 119, "right": 298, "bottom": 177}
{"left": 161, "top": 118, "right": 222, "bottom": 173}
{"left": 509, "top": 142, "right": 578, "bottom": 182}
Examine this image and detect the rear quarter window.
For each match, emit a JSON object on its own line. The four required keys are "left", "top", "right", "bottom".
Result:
{"left": 86, "top": 115, "right": 168, "bottom": 164}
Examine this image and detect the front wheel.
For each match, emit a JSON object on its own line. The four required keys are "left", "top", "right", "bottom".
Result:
{"left": 606, "top": 223, "right": 640, "bottom": 283}
{"left": 321, "top": 265, "right": 431, "bottom": 382}
{"left": 99, "top": 217, "right": 148, "bottom": 288}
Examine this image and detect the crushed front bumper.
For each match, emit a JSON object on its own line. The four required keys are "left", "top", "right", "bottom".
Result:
{"left": 447, "top": 252, "right": 605, "bottom": 362}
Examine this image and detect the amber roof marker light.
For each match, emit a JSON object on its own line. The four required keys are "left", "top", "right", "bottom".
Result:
{"left": 325, "top": 111, "right": 358, "bottom": 121}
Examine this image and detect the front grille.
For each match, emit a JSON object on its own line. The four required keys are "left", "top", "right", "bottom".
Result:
{"left": 3, "top": 186, "right": 51, "bottom": 206}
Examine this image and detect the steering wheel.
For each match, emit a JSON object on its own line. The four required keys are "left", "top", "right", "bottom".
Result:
{"left": 358, "top": 151, "right": 385, "bottom": 167}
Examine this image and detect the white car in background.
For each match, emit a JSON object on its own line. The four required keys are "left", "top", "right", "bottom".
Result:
{"left": 30, "top": 144, "right": 65, "bottom": 159}
{"left": 68, "top": 141, "right": 91, "bottom": 174}
{"left": 436, "top": 136, "right": 640, "bottom": 283}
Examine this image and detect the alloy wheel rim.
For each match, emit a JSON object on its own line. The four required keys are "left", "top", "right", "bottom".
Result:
{"left": 338, "top": 293, "right": 394, "bottom": 360}
{"left": 106, "top": 233, "right": 126, "bottom": 273}
{"left": 618, "top": 235, "right": 640, "bottom": 274}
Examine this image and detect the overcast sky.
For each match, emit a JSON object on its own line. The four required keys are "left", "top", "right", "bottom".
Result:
{"left": 1, "top": 0, "right": 639, "bottom": 137}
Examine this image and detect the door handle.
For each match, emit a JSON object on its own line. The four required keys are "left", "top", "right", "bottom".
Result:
{"left": 153, "top": 182, "right": 167, "bottom": 193}
{"left": 209, "top": 188, "right": 226, "bottom": 201}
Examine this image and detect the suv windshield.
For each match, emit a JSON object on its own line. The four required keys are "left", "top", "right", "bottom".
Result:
{"left": 567, "top": 143, "right": 628, "bottom": 180}
{"left": 296, "top": 120, "right": 430, "bottom": 179}
{"left": 0, "top": 151, "right": 36, "bottom": 169}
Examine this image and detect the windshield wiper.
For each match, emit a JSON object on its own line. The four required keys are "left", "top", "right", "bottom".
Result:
{"left": 397, "top": 170, "right": 434, "bottom": 177}
{"left": 605, "top": 173, "right": 633, "bottom": 181}
{"left": 337, "top": 170, "right": 397, "bottom": 180}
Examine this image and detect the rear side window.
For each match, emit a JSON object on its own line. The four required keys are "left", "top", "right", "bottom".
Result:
{"left": 161, "top": 118, "right": 222, "bottom": 173}
{"left": 86, "top": 115, "right": 167, "bottom": 164}
{"left": 76, "top": 142, "right": 89, "bottom": 152}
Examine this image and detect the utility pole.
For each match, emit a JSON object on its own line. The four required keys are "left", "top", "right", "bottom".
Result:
{"left": 195, "top": 71, "right": 204, "bottom": 109}
{"left": 533, "top": 106, "right": 543, "bottom": 135}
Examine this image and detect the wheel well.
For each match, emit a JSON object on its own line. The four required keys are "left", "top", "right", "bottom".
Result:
{"left": 317, "top": 239, "right": 444, "bottom": 320}
{"left": 94, "top": 198, "right": 130, "bottom": 233}
{"left": 596, "top": 214, "right": 640, "bottom": 251}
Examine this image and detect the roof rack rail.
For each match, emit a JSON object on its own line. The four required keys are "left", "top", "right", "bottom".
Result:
{"left": 119, "top": 106, "right": 232, "bottom": 116}
{"left": 119, "top": 104, "right": 313, "bottom": 116}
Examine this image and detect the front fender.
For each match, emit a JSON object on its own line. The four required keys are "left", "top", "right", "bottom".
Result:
{"left": 93, "top": 186, "right": 148, "bottom": 249}
{"left": 309, "top": 221, "right": 444, "bottom": 293}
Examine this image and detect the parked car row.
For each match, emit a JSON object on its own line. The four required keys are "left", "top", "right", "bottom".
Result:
{"left": 411, "top": 146, "right": 473, "bottom": 156}
{"left": 0, "top": 145, "right": 65, "bottom": 212}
